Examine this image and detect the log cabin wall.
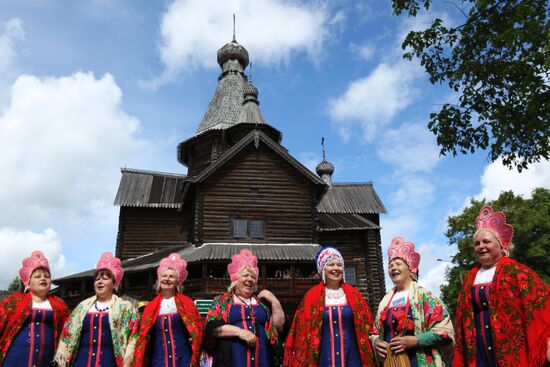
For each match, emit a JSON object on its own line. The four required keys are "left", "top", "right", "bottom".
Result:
{"left": 115, "top": 207, "right": 189, "bottom": 260}
{"left": 199, "top": 143, "right": 316, "bottom": 243}
{"left": 187, "top": 136, "right": 216, "bottom": 177}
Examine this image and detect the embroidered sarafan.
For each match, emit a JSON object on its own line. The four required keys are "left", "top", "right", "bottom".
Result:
{"left": 284, "top": 282, "right": 376, "bottom": 367}
{"left": 0, "top": 292, "right": 69, "bottom": 364}
{"left": 454, "top": 257, "right": 550, "bottom": 367}
{"left": 133, "top": 293, "right": 203, "bottom": 367}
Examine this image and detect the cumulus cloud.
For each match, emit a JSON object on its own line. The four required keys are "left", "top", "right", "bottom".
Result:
{"left": 474, "top": 159, "right": 550, "bottom": 201}
{"left": 0, "top": 18, "right": 24, "bottom": 73}
{"left": 328, "top": 61, "right": 420, "bottom": 141}
{"left": 154, "top": 0, "right": 332, "bottom": 84}
{"left": 377, "top": 122, "right": 440, "bottom": 173}
{"left": 0, "top": 71, "right": 143, "bottom": 228}
{"left": 0, "top": 228, "right": 73, "bottom": 289}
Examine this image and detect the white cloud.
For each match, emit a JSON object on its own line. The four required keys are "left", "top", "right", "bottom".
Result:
{"left": 154, "top": 0, "right": 331, "bottom": 84}
{"left": 475, "top": 159, "right": 550, "bottom": 201}
{"left": 0, "top": 18, "right": 24, "bottom": 73}
{"left": 377, "top": 122, "right": 440, "bottom": 173}
{"left": 327, "top": 61, "right": 420, "bottom": 141}
{"left": 0, "top": 228, "right": 73, "bottom": 289}
{"left": 0, "top": 71, "right": 143, "bottom": 228}
{"left": 350, "top": 42, "right": 375, "bottom": 61}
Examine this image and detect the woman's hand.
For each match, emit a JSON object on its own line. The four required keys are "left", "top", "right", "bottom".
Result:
{"left": 546, "top": 337, "right": 550, "bottom": 362}
{"left": 257, "top": 290, "right": 277, "bottom": 304}
{"left": 375, "top": 340, "right": 389, "bottom": 359}
{"left": 389, "top": 336, "right": 418, "bottom": 354}
{"left": 258, "top": 289, "right": 285, "bottom": 330}
{"left": 238, "top": 329, "right": 257, "bottom": 347}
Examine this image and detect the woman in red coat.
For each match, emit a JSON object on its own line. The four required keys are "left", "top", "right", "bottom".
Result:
{"left": 453, "top": 205, "right": 550, "bottom": 367}
{"left": 132, "top": 253, "right": 203, "bottom": 367}
{"left": 0, "top": 251, "right": 70, "bottom": 366}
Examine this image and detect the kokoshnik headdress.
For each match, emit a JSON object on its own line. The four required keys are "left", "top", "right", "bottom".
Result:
{"left": 475, "top": 205, "right": 513, "bottom": 249}
{"left": 96, "top": 252, "right": 124, "bottom": 286}
{"left": 19, "top": 251, "right": 50, "bottom": 286}
{"left": 388, "top": 237, "right": 420, "bottom": 275}
{"left": 228, "top": 249, "right": 259, "bottom": 282}
{"left": 316, "top": 247, "right": 345, "bottom": 283}
{"left": 157, "top": 253, "right": 188, "bottom": 285}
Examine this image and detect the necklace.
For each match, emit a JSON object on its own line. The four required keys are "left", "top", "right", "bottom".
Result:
{"left": 325, "top": 287, "right": 345, "bottom": 300}
{"left": 234, "top": 292, "right": 254, "bottom": 307}
{"left": 94, "top": 301, "right": 109, "bottom": 312}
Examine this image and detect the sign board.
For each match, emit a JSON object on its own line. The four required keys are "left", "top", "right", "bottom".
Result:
{"left": 195, "top": 299, "right": 213, "bottom": 315}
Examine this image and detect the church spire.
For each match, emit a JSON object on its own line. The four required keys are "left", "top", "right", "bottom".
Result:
{"left": 316, "top": 137, "right": 334, "bottom": 186}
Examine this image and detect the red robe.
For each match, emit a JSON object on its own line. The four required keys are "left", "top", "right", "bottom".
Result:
{"left": 0, "top": 292, "right": 70, "bottom": 364}
{"left": 132, "top": 293, "right": 203, "bottom": 367}
{"left": 453, "top": 257, "right": 550, "bottom": 367}
{"left": 284, "top": 282, "right": 376, "bottom": 367}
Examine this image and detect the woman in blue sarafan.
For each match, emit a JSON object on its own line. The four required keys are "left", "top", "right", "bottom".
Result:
{"left": 0, "top": 251, "right": 70, "bottom": 367}
{"left": 204, "top": 249, "right": 285, "bottom": 367}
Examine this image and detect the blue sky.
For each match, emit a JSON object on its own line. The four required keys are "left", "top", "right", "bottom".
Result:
{"left": 1, "top": 0, "right": 548, "bottom": 293}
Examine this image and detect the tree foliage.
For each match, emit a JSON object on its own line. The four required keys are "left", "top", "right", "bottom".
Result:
{"left": 440, "top": 188, "right": 550, "bottom": 318}
{"left": 6, "top": 276, "right": 22, "bottom": 292}
{"left": 391, "top": 0, "right": 550, "bottom": 171}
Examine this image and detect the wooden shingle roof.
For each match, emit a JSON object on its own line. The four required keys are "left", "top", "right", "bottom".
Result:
{"left": 316, "top": 183, "right": 387, "bottom": 214}
{"left": 113, "top": 168, "right": 187, "bottom": 208}
{"left": 318, "top": 213, "right": 380, "bottom": 231}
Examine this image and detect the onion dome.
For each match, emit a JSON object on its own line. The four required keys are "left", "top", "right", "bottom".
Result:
{"left": 237, "top": 81, "right": 267, "bottom": 125}
{"left": 316, "top": 138, "right": 334, "bottom": 185}
{"left": 217, "top": 39, "right": 249, "bottom": 70}
{"left": 316, "top": 159, "right": 335, "bottom": 177}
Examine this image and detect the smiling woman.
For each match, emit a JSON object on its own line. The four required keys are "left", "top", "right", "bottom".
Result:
{"left": 132, "top": 253, "right": 203, "bottom": 367}
{"left": 0, "top": 251, "right": 70, "bottom": 367}
{"left": 203, "top": 249, "right": 285, "bottom": 367}
{"left": 54, "top": 252, "right": 138, "bottom": 367}
{"left": 453, "top": 205, "right": 550, "bottom": 367}
{"left": 284, "top": 247, "right": 376, "bottom": 367}
{"left": 370, "top": 237, "right": 454, "bottom": 367}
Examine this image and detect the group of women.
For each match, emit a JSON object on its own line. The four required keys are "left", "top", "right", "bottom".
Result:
{"left": 0, "top": 205, "right": 548, "bottom": 366}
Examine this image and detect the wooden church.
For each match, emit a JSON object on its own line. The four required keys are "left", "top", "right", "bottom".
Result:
{"left": 54, "top": 37, "right": 387, "bottom": 313}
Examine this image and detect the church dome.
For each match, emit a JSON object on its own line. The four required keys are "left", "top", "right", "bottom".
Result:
{"left": 316, "top": 159, "right": 334, "bottom": 177}
{"left": 217, "top": 40, "right": 249, "bottom": 69}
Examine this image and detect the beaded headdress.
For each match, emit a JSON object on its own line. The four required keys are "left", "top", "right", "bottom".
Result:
{"left": 388, "top": 237, "right": 420, "bottom": 274}
{"left": 96, "top": 252, "right": 124, "bottom": 286}
{"left": 228, "top": 249, "right": 259, "bottom": 282}
{"left": 475, "top": 205, "right": 513, "bottom": 249}
{"left": 157, "top": 253, "right": 188, "bottom": 285}
{"left": 19, "top": 251, "right": 50, "bottom": 286}
{"left": 316, "top": 247, "right": 345, "bottom": 283}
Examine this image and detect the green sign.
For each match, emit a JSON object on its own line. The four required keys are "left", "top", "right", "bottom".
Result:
{"left": 195, "top": 299, "right": 213, "bottom": 314}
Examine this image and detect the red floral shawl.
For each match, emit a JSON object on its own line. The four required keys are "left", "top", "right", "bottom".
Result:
{"left": 284, "top": 282, "right": 376, "bottom": 367}
{"left": 0, "top": 292, "right": 70, "bottom": 363}
{"left": 453, "top": 257, "right": 550, "bottom": 367}
{"left": 132, "top": 293, "right": 204, "bottom": 367}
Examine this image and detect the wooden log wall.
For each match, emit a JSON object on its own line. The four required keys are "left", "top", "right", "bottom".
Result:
{"left": 116, "top": 207, "right": 189, "bottom": 260}
{"left": 200, "top": 144, "right": 317, "bottom": 243}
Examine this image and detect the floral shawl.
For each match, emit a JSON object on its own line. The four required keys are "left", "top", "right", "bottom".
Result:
{"left": 284, "top": 282, "right": 376, "bottom": 367}
{"left": 54, "top": 294, "right": 138, "bottom": 367}
{"left": 370, "top": 281, "right": 454, "bottom": 367}
{"left": 453, "top": 257, "right": 550, "bottom": 367}
{"left": 203, "top": 292, "right": 279, "bottom": 366}
{"left": 132, "top": 293, "right": 204, "bottom": 367}
{"left": 0, "top": 292, "right": 69, "bottom": 364}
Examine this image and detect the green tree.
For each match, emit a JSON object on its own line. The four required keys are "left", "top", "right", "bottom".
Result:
{"left": 440, "top": 188, "right": 550, "bottom": 318}
{"left": 391, "top": 0, "right": 550, "bottom": 171}
{"left": 7, "top": 276, "right": 22, "bottom": 292}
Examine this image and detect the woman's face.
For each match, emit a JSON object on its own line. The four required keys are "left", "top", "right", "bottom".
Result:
{"left": 323, "top": 259, "right": 344, "bottom": 285}
{"left": 28, "top": 268, "right": 51, "bottom": 297}
{"left": 159, "top": 268, "right": 179, "bottom": 292}
{"left": 234, "top": 268, "right": 257, "bottom": 298}
{"left": 388, "top": 258, "right": 411, "bottom": 286}
{"left": 474, "top": 229, "right": 503, "bottom": 268}
{"left": 94, "top": 272, "right": 115, "bottom": 300}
